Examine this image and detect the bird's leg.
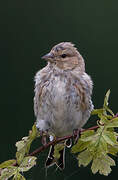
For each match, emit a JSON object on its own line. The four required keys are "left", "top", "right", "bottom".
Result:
{"left": 73, "top": 129, "right": 81, "bottom": 144}
{"left": 40, "top": 130, "right": 48, "bottom": 146}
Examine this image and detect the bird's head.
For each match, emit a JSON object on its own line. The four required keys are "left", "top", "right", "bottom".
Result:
{"left": 42, "top": 42, "right": 85, "bottom": 71}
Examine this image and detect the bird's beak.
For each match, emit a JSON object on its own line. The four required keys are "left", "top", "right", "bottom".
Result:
{"left": 42, "top": 53, "right": 54, "bottom": 62}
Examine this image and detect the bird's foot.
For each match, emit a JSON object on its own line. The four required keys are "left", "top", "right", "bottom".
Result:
{"left": 73, "top": 129, "right": 81, "bottom": 144}
{"left": 40, "top": 130, "right": 48, "bottom": 146}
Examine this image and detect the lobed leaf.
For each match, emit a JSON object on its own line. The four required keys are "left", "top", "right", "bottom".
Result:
{"left": 18, "top": 156, "right": 37, "bottom": 172}
{"left": 103, "top": 89, "right": 110, "bottom": 108}
{"left": 13, "top": 172, "right": 26, "bottom": 180}
{"left": 16, "top": 124, "right": 38, "bottom": 165}
{"left": 81, "top": 133, "right": 99, "bottom": 142}
{"left": 54, "top": 144, "right": 65, "bottom": 159}
{"left": 91, "top": 109, "right": 104, "bottom": 115}
{"left": 0, "top": 166, "right": 17, "bottom": 180}
{"left": 16, "top": 148, "right": 26, "bottom": 165}
{"left": 29, "top": 123, "right": 38, "bottom": 139}
{"left": 99, "top": 114, "right": 110, "bottom": 124}
{"left": 105, "top": 117, "right": 118, "bottom": 128}
{"left": 105, "top": 107, "right": 114, "bottom": 116}
{"left": 103, "top": 90, "right": 114, "bottom": 116}
{"left": 16, "top": 137, "right": 29, "bottom": 152}
{"left": 91, "top": 154, "right": 115, "bottom": 176}
{"left": 86, "top": 136, "right": 107, "bottom": 157}
{"left": 81, "top": 130, "right": 95, "bottom": 138}
{"left": 0, "top": 159, "right": 16, "bottom": 169}
{"left": 102, "top": 130, "right": 118, "bottom": 146}
{"left": 71, "top": 130, "right": 95, "bottom": 153}
{"left": 107, "top": 144, "right": 118, "bottom": 155}
{"left": 71, "top": 140, "right": 91, "bottom": 153}
{"left": 77, "top": 149, "right": 93, "bottom": 167}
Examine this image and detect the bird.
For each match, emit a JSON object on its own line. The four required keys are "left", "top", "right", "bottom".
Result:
{"left": 34, "top": 42, "right": 93, "bottom": 170}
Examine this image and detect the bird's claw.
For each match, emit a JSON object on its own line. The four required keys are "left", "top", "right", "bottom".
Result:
{"left": 40, "top": 130, "right": 48, "bottom": 146}
{"left": 73, "top": 129, "right": 81, "bottom": 144}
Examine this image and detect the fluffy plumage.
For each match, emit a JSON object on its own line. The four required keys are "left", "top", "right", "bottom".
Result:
{"left": 34, "top": 42, "right": 93, "bottom": 169}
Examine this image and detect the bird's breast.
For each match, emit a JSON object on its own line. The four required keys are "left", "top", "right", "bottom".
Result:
{"left": 48, "top": 74, "right": 74, "bottom": 106}
{"left": 46, "top": 74, "right": 79, "bottom": 115}
{"left": 51, "top": 76, "right": 67, "bottom": 104}
{"left": 35, "top": 71, "right": 92, "bottom": 136}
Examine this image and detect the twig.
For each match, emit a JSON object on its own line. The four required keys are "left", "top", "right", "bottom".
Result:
{"left": 29, "top": 125, "right": 99, "bottom": 156}
{"left": 11, "top": 125, "right": 99, "bottom": 167}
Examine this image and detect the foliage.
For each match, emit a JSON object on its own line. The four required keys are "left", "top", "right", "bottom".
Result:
{"left": 0, "top": 90, "right": 118, "bottom": 179}
{"left": 0, "top": 124, "right": 38, "bottom": 179}
{"left": 72, "top": 90, "right": 118, "bottom": 175}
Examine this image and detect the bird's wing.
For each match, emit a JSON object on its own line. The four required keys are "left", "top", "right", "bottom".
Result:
{"left": 70, "top": 71, "right": 93, "bottom": 111}
{"left": 34, "top": 65, "right": 51, "bottom": 117}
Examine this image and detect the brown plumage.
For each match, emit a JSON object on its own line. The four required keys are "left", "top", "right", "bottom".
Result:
{"left": 34, "top": 42, "right": 93, "bottom": 169}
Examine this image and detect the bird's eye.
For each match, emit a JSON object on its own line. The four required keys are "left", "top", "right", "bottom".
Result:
{"left": 61, "top": 54, "right": 67, "bottom": 58}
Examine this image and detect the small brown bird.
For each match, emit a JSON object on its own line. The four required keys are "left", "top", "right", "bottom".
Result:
{"left": 34, "top": 42, "right": 93, "bottom": 169}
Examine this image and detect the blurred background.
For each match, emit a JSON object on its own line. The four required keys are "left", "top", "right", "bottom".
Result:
{"left": 0, "top": 0, "right": 118, "bottom": 179}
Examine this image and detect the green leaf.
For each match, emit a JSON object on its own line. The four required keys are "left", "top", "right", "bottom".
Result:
{"left": 97, "top": 136, "right": 108, "bottom": 153}
{"left": 81, "top": 133, "right": 99, "bottom": 142}
{"left": 105, "top": 117, "right": 118, "bottom": 128}
{"left": 0, "top": 166, "right": 17, "bottom": 180}
{"left": 81, "top": 127, "right": 108, "bottom": 157}
{"left": 25, "top": 124, "right": 38, "bottom": 154}
{"left": 87, "top": 136, "right": 107, "bottom": 157}
{"left": 16, "top": 137, "right": 29, "bottom": 152}
{"left": 71, "top": 130, "right": 95, "bottom": 153}
{"left": 102, "top": 130, "right": 118, "bottom": 146}
{"left": 81, "top": 130, "right": 95, "bottom": 138}
{"left": 16, "top": 124, "right": 38, "bottom": 165}
{"left": 13, "top": 172, "right": 26, "bottom": 180}
{"left": 91, "top": 109, "right": 104, "bottom": 115}
{"left": 99, "top": 114, "right": 110, "bottom": 124}
{"left": 18, "top": 156, "right": 37, "bottom": 172}
{"left": 0, "top": 159, "right": 16, "bottom": 168}
{"left": 16, "top": 148, "right": 26, "bottom": 165}
{"left": 107, "top": 144, "right": 118, "bottom": 155}
{"left": 71, "top": 140, "right": 91, "bottom": 153}
{"left": 29, "top": 124, "right": 38, "bottom": 139}
{"left": 77, "top": 149, "right": 93, "bottom": 167}
{"left": 105, "top": 107, "right": 114, "bottom": 116}
{"left": 96, "top": 136, "right": 107, "bottom": 154}
{"left": 91, "top": 154, "right": 115, "bottom": 176}
{"left": 103, "top": 89, "right": 110, "bottom": 108}
{"left": 103, "top": 90, "right": 114, "bottom": 116}
{"left": 54, "top": 144, "right": 65, "bottom": 159}
{"left": 16, "top": 124, "right": 38, "bottom": 154}
{"left": 73, "top": 90, "right": 118, "bottom": 176}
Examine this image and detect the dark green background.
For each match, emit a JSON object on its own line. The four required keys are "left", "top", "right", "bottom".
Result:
{"left": 0, "top": 0, "right": 118, "bottom": 179}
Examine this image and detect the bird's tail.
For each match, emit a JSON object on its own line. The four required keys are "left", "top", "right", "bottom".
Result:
{"left": 45, "top": 145, "right": 65, "bottom": 170}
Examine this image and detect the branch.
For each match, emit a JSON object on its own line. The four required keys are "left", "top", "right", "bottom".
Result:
{"left": 12, "top": 125, "right": 99, "bottom": 167}
{"left": 29, "top": 125, "right": 99, "bottom": 156}
{"left": 11, "top": 111, "right": 118, "bottom": 167}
